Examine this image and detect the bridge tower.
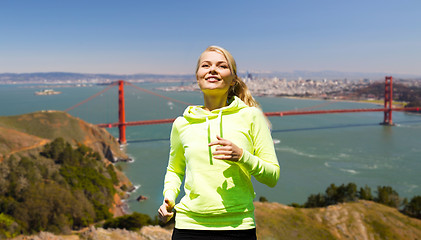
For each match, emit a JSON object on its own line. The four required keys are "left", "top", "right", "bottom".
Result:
{"left": 118, "top": 80, "right": 127, "bottom": 144}
{"left": 382, "top": 76, "right": 393, "bottom": 125}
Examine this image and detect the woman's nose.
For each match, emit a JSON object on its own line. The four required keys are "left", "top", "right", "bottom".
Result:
{"left": 209, "top": 65, "right": 217, "bottom": 73}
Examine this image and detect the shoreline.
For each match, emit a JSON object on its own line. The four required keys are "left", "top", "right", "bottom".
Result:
{"left": 269, "top": 95, "right": 409, "bottom": 108}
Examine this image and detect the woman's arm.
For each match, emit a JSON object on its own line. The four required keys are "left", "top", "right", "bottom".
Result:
{"left": 162, "top": 118, "right": 186, "bottom": 204}
{"left": 238, "top": 108, "right": 280, "bottom": 187}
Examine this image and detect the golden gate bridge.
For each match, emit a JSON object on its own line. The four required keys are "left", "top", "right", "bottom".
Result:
{"left": 64, "top": 76, "right": 420, "bottom": 144}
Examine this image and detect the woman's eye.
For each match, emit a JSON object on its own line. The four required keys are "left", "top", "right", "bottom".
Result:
{"left": 219, "top": 65, "right": 228, "bottom": 69}
{"left": 201, "top": 64, "right": 209, "bottom": 68}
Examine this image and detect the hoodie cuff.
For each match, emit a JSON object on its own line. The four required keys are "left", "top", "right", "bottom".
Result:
{"left": 163, "top": 189, "right": 177, "bottom": 202}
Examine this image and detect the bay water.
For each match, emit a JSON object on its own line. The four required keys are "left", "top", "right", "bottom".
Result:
{"left": 1, "top": 83, "right": 420, "bottom": 218}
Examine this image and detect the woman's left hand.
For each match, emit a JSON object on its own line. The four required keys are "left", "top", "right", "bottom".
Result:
{"left": 209, "top": 135, "right": 243, "bottom": 162}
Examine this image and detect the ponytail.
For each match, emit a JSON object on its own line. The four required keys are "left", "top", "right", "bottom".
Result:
{"left": 228, "top": 76, "right": 259, "bottom": 107}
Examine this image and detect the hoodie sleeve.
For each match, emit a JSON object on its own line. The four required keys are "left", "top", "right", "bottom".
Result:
{"left": 163, "top": 118, "right": 186, "bottom": 201}
{"left": 237, "top": 108, "right": 280, "bottom": 187}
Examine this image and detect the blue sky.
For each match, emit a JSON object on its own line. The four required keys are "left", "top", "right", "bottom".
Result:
{"left": 1, "top": 0, "right": 420, "bottom": 75}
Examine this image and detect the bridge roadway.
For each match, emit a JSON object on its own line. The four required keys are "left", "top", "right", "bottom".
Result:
{"left": 96, "top": 107, "right": 420, "bottom": 128}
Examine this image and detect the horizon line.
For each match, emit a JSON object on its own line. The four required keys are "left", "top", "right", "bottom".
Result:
{"left": 1, "top": 70, "right": 421, "bottom": 78}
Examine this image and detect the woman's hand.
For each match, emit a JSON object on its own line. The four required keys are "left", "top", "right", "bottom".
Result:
{"left": 209, "top": 135, "right": 243, "bottom": 162}
{"left": 158, "top": 198, "right": 175, "bottom": 223}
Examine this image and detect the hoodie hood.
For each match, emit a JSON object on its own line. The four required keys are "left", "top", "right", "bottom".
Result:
{"left": 183, "top": 96, "right": 248, "bottom": 123}
{"left": 182, "top": 96, "right": 249, "bottom": 165}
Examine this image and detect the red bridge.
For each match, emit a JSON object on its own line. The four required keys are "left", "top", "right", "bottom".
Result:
{"left": 65, "top": 76, "right": 420, "bottom": 144}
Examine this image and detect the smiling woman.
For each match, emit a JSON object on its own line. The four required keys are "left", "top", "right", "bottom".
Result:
{"left": 158, "top": 46, "right": 280, "bottom": 240}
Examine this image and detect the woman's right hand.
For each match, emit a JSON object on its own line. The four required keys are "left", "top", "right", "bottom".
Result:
{"left": 158, "top": 198, "right": 175, "bottom": 223}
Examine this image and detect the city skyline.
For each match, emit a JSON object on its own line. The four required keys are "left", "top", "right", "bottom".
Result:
{"left": 1, "top": 0, "right": 420, "bottom": 76}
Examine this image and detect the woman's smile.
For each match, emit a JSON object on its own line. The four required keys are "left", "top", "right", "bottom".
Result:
{"left": 206, "top": 76, "right": 221, "bottom": 82}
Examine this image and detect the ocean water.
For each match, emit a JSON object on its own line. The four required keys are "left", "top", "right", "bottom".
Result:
{"left": 1, "top": 83, "right": 421, "bottom": 218}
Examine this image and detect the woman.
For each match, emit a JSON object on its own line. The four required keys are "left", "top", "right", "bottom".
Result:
{"left": 158, "top": 46, "right": 280, "bottom": 239}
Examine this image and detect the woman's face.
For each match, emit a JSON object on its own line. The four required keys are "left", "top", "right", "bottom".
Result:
{"left": 196, "top": 51, "right": 235, "bottom": 96}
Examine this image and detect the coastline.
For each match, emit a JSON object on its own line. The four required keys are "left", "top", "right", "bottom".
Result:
{"left": 114, "top": 183, "right": 143, "bottom": 216}
{"left": 282, "top": 96, "right": 386, "bottom": 107}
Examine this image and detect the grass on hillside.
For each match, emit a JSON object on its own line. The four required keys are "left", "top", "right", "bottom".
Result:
{"left": 0, "top": 111, "right": 86, "bottom": 141}
{"left": 254, "top": 201, "right": 421, "bottom": 240}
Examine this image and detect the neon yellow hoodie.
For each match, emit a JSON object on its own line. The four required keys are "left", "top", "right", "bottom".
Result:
{"left": 163, "top": 96, "right": 280, "bottom": 230}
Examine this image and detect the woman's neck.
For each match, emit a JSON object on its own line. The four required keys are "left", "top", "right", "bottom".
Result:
{"left": 203, "top": 93, "right": 229, "bottom": 112}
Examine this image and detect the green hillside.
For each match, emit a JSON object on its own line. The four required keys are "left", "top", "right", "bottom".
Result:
{"left": 0, "top": 111, "right": 128, "bottom": 162}
{"left": 0, "top": 111, "right": 134, "bottom": 238}
{"left": 255, "top": 201, "right": 421, "bottom": 240}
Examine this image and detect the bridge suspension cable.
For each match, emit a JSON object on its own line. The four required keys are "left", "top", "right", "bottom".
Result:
{"left": 64, "top": 81, "right": 118, "bottom": 112}
{"left": 124, "top": 82, "right": 191, "bottom": 106}
{"left": 64, "top": 81, "right": 191, "bottom": 113}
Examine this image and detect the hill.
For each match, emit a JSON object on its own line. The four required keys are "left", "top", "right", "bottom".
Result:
{"left": 0, "top": 111, "right": 129, "bottom": 162}
{"left": 0, "top": 111, "right": 135, "bottom": 237}
{"left": 351, "top": 82, "right": 421, "bottom": 103}
{"left": 10, "top": 201, "right": 421, "bottom": 240}
{"left": 254, "top": 201, "right": 421, "bottom": 240}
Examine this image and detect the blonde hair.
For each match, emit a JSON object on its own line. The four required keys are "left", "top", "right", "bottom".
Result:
{"left": 196, "top": 45, "right": 260, "bottom": 108}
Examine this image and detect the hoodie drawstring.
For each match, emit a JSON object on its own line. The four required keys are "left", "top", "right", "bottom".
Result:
{"left": 218, "top": 110, "right": 223, "bottom": 138}
{"left": 206, "top": 116, "right": 213, "bottom": 165}
{"left": 206, "top": 110, "right": 223, "bottom": 165}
